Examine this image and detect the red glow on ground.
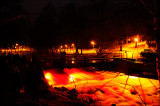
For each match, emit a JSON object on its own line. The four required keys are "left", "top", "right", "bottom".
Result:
{"left": 44, "top": 72, "right": 55, "bottom": 85}
{"left": 69, "top": 75, "right": 75, "bottom": 82}
{"left": 129, "top": 75, "right": 138, "bottom": 79}
{"left": 45, "top": 73, "right": 52, "bottom": 80}
{"left": 43, "top": 68, "right": 160, "bottom": 105}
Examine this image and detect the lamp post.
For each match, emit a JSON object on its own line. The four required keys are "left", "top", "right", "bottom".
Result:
{"left": 71, "top": 43, "right": 74, "bottom": 47}
{"left": 65, "top": 44, "right": 67, "bottom": 48}
{"left": 91, "top": 41, "right": 95, "bottom": 48}
{"left": 135, "top": 38, "right": 138, "bottom": 48}
{"left": 60, "top": 46, "right": 63, "bottom": 52}
{"left": 71, "top": 43, "right": 75, "bottom": 53}
{"left": 65, "top": 44, "right": 68, "bottom": 53}
{"left": 135, "top": 38, "right": 138, "bottom": 59}
{"left": 60, "top": 46, "right": 63, "bottom": 50}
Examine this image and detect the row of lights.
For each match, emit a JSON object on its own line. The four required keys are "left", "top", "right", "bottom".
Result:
{"left": 60, "top": 43, "right": 75, "bottom": 49}
{"left": 59, "top": 41, "right": 96, "bottom": 49}
{"left": 59, "top": 37, "right": 138, "bottom": 50}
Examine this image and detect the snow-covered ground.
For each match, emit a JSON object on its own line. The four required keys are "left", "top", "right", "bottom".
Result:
{"left": 44, "top": 68, "right": 160, "bottom": 106}
{"left": 109, "top": 41, "right": 156, "bottom": 59}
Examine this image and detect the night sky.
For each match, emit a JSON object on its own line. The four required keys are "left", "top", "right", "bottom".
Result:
{"left": 22, "top": 0, "right": 132, "bottom": 13}
{"left": 0, "top": 0, "right": 156, "bottom": 48}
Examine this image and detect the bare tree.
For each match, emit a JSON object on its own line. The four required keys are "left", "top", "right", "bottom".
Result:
{"left": 140, "top": 0, "right": 160, "bottom": 105}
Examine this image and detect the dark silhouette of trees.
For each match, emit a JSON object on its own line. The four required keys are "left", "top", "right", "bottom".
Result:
{"left": 0, "top": 0, "right": 28, "bottom": 48}
{"left": 58, "top": 3, "right": 88, "bottom": 53}
{"left": 31, "top": 3, "right": 57, "bottom": 49}
{"left": 0, "top": 0, "right": 158, "bottom": 51}
{"left": 139, "top": 1, "right": 160, "bottom": 105}
{"left": 0, "top": 0, "right": 24, "bottom": 19}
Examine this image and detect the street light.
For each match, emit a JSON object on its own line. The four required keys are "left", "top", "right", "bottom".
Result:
{"left": 90, "top": 41, "right": 95, "bottom": 48}
{"left": 65, "top": 44, "right": 67, "bottom": 48}
{"left": 135, "top": 38, "right": 138, "bottom": 42}
{"left": 65, "top": 44, "right": 68, "bottom": 53}
{"left": 71, "top": 43, "right": 74, "bottom": 47}
{"left": 15, "top": 43, "right": 18, "bottom": 47}
{"left": 135, "top": 38, "right": 138, "bottom": 48}
{"left": 134, "top": 38, "right": 139, "bottom": 59}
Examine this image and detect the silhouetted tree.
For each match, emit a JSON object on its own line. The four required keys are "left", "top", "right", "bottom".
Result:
{"left": 0, "top": 0, "right": 28, "bottom": 47}
{"left": 139, "top": 0, "right": 160, "bottom": 92}
{"left": 31, "top": 3, "right": 57, "bottom": 49}
{"left": 58, "top": 3, "right": 88, "bottom": 53}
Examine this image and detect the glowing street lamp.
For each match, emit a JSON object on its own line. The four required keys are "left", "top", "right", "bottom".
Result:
{"left": 71, "top": 43, "right": 74, "bottom": 47}
{"left": 135, "top": 38, "right": 138, "bottom": 42}
{"left": 90, "top": 41, "right": 95, "bottom": 48}
{"left": 135, "top": 38, "right": 138, "bottom": 48}
{"left": 15, "top": 43, "right": 19, "bottom": 49}
{"left": 65, "top": 44, "right": 68, "bottom": 48}
{"left": 72, "top": 60, "right": 75, "bottom": 64}
{"left": 15, "top": 43, "right": 18, "bottom": 47}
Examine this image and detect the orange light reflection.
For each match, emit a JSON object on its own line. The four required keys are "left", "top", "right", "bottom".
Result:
{"left": 44, "top": 72, "right": 55, "bottom": 85}
{"left": 43, "top": 68, "right": 159, "bottom": 105}
{"left": 69, "top": 75, "right": 75, "bottom": 82}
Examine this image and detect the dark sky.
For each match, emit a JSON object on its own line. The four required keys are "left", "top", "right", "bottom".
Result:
{"left": 21, "top": 0, "right": 134, "bottom": 24}
{"left": 1, "top": 0, "right": 154, "bottom": 48}
{"left": 22, "top": 0, "right": 132, "bottom": 13}
{"left": 22, "top": 0, "right": 90, "bottom": 13}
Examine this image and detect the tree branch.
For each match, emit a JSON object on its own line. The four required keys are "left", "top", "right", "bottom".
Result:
{"left": 140, "top": 0, "right": 155, "bottom": 16}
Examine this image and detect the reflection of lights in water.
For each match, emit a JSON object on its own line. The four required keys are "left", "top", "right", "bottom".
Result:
{"left": 69, "top": 75, "right": 75, "bottom": 82}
